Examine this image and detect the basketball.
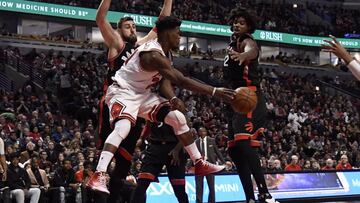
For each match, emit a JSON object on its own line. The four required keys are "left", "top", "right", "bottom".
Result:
{"left": 231, "top": 87, "right": 258, "bottom": 114}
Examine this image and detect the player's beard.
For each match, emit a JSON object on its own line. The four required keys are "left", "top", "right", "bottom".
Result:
{"left": 124, "top": 34, "right": 137, "bottom": 45}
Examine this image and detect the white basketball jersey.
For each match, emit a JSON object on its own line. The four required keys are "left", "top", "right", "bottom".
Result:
{"left": 112, "top": 39, "right": 165, "bottom": 93}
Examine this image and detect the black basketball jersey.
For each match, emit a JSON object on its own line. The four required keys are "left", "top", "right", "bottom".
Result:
{"left": 223, "top": 34, "right": 260, "bottom": 89}
{"left": 103, "top": 42, "right": 136, "bottom": 93}
{"left": 148, "top": 122, "right": 178, "bottom": 143}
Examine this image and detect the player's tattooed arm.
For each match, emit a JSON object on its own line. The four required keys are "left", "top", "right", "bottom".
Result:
{"left": 140, "top": 51, "right": 235, "bottom": 102}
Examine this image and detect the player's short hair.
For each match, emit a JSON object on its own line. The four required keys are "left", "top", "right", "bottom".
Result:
{"left": 228, "top": 8, "right": 256, "bottom": 34}
{"left": 156, "top": 16, "right": 182, "bottom": 34}
{"left": 117, "top": 16, "right": 134, "bottom": 28}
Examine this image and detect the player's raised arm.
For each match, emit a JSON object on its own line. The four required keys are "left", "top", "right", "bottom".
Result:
{"left": 140, "top": 51, "right": 235, "bottom": 102}
{"left": 322, "top": 35, "right": 360, "bottom": 81}
{"left": 137, "top": 0, "right": 173, "bottom": 45}
{"left": 96, "top": 0, "right": 123, "bottom": 50}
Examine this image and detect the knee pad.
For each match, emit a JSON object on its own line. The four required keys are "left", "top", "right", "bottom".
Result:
{"left": 105, "top": 119, "right": 132, "bottom": 147}
{"left": 164, "top": 110, "right": 190, "bottom": 135}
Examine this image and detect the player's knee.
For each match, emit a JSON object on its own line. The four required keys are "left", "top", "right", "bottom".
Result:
{"left": 104, "top": 119, "right": 132, "bottom": 147}
{"left": 164, "top": 110, "right": 190, "bottom": 135}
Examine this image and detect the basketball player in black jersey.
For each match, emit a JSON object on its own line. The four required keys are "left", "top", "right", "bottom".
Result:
{"left": 131, "top": 121, "right": 188, "bottom": 203}
{"left": 90, "top": 0, "right": 173, "bottom": 201}
{"left": 224, "top": 8, "right": 278, "bottom": 203}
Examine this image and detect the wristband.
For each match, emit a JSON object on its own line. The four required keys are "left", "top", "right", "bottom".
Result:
{"left": 346, "top": 57, "right": 358, "bottom": 65}
{"left": 212, "top": 87, "right": 217, "bottom": 96}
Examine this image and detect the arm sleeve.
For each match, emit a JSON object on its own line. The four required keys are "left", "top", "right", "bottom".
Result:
{"left": 348, "top": 60, "right": 360, "bottom": 81}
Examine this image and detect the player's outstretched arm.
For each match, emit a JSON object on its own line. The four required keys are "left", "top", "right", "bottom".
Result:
{"left": 322, "top": 35, "right": 360, "bottom": 81}
{"left": 140, "top": 51, "right": 235, "bottom": 102}
{"left": 228, "top": 38, "right": 258, "bottom": 65}
{"left": 96, "top": 0, "right": 123, "bottom": 50}
{"left": 137, "top": 0, "right": 173, "bottom": 45}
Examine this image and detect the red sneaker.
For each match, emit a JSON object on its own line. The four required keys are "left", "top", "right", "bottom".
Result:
{"left": 86, "top": 171, "right": 110, "bottom": 194}
{"left": 195, "top": 159, "right": 225, "bottom": 176}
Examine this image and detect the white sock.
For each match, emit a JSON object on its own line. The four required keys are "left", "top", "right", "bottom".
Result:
{"left": 96, "top": 151, "right": 114, "bottom": 172}
{"left": 184, "top": 142, "right": 201, "bottom": 162}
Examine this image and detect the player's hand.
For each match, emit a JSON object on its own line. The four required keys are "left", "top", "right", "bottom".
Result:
{"left": 170, "top": 97, "right": 187, "bottom": 113}
{"left": 168, "top": 148, "right": 180, "bottom": 166}
{"left": 228, "top": 49, "right": 247, "bottom": 65}
{"left": 136, "top": 138, "right": 143, "bottom": 148}
{"left": 322, "top": 35, "right": 354, "bottom": 64}
{"left": 213, "top": 87, "right": 235, "bottom": 103}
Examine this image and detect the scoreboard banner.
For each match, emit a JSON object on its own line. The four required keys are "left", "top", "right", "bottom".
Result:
{"left": 148, "top": 171, "right": 360, "bottom": 202}
{"left": 0, "top": 0, "right": 359, "bottom": 48}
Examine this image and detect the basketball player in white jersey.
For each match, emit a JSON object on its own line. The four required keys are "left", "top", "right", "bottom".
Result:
{"left": 87, "top": 16, "right": 235, "bottom": 194}
{"left": 322, "top": 35, "right": 360, "bottom": 81}
{"left": 92, "top": 0, "right": 174, "bottom": 198}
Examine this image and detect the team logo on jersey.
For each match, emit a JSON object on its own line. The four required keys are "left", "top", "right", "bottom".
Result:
{"left": 111, "top": 102, "right": 125, "bottom": 118}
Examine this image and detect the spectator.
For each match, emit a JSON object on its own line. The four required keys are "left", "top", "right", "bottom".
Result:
{"left": 38, "top": 150, "right": 51, "bottom": 170}
{"left": 302, "top": 160, "right": 311, "bottom": 171}
{"left": 273, "top": 159, "right": 282, "bottom": 172}
{"left": 52, "top": 159, "right": 79, "bottom": 203}
{"left": 336, "top": 155, "right": 352, "bottom": 170}
{"left": 286, "top": 119, "right": 301, "bottom": 134}
{"left": 26, "top": 157, "right": 50, "bottom": 203}
{"left": 311, "top": 161, "right": 321, "bottom": 171}
{"left": 20, "top": 142, "right": 39, "bottom": 164}
{"left": 46, "top": 141, "right": 59, "bottom": 164}
{"left": 7, "top": 153, "right": 41, "bottom": 203}
{"left": 322, "top": 159, "right": 335, "bottom": 170}
{"left": 285, "top": 155, "right": 302, "bottom": 171}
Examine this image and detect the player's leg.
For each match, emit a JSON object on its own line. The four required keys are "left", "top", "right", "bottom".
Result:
{"left": 166, "top": 145, "right": 189, "bottom": 203}
{"left": 92, "top": 97, "right": 112, "bottom": 202}
{"left": 228, "top": 143, "right": 256, "bottom": 202}
{"left": 108, "top": 118, "right": 144, "bottom": 202}
{"left": 250, "top": 91, "right": 278, "bottom": 203}
{"left": 87, "top": 86, "right": 140, "bottom": 194}
{"left": 231, "top": 89, "right": 278, "bottom": 203}
{"left": 138, "top": 94, "right": 225, "bottom": 176}
{"left": 163, "top": 110, "right": 225, "bottom": 175}
{"left": 131, "top": 143, "right": 167, "bottom": 203}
